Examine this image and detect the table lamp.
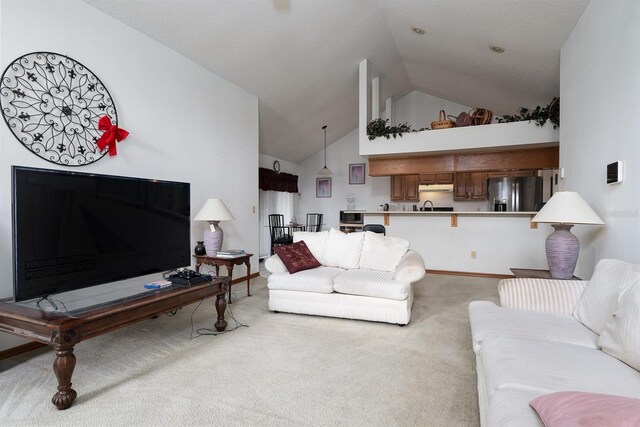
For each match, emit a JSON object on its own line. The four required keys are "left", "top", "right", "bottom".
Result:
{"left": 531, "top": 191, "right": 604, "bottom": 279}
{"left": 194, "top": 199, "right": 235, "bottom": 256}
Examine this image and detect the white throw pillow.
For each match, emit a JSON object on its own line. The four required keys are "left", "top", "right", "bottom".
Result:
{"left": 293, "top": 231, "right": 328, "bottom": 265}
{"left": 598, "top": 273, "right": 640, "bottom": 370}
{"left": 322, "top": 228, "right": 365, "bottom": 269}
{"left": 359, "top": 231, "right": 409, "bottom": 272}
{"left": 573, "top": 259, "right": 639, "bottom": 334}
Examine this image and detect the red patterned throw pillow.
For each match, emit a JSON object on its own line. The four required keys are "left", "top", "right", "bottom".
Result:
{"left": 273, "top": 241, "right": 321, "bottom": 274}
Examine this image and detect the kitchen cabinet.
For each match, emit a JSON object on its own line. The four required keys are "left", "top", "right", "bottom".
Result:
{"left": 419, "top": 173, "right": 453, "bottom": 185}
{"left": 454, "top": 172, "right": 488, "bottom": 201}
{"left": 390, "top": 175, "right": 420, "bottom": 201}
{"left": 487, "top": 170, "right": 536, "bottom": 178}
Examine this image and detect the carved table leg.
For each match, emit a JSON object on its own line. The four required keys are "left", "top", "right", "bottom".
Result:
{"left": 52, "top": 348, "right": 77, "bottom": 410}
{"left": 214, "top": 293, "right": 227, "bottom": 332}
{"left": 226, "top": 265, "right": 234, "bottom": 304}
{"left": 246, "top": 260, "right": 252, "bottom": 296}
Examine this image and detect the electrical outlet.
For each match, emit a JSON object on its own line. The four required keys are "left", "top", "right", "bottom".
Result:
{"left": 471, "top": 251, "right": 477, "bottom": 259}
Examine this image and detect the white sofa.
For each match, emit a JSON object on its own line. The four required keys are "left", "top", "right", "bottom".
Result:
{"left": 264, "top": 228, "right": 426, "bottom": 325}
{"left": 469, "top": 259, "right": 640, "bottom": 426}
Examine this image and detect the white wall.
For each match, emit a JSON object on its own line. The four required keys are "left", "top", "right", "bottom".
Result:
{"left": 560, "top": 0, "right": 640, "bottom": 278}
{"left": 297, "top": 129, "right": 390, "bottom": 230}
{"left": 365, "top": 213, "right": 549, "bottom": 275}
{"left": 0, "top": 0, "right": 259, "bottom": 350}
{"left": 393, "top": 90, "right": 471, "bottom": 129}
{"left": 297, "top": 90, "right": 477, "bottom": 228}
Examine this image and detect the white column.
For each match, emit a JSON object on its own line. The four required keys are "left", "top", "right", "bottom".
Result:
{"left": 358, "top": 59, "right": 371, "bottom": 148}
{"left": 372, "top": 76, "right": 380, "bottom": 120}
{"left": 385, "top": 97, "right": 393, "bottom": 124}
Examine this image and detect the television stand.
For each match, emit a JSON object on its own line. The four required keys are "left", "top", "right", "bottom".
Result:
{"left": 0, "top": 277, "right": 229, "bottom": 410}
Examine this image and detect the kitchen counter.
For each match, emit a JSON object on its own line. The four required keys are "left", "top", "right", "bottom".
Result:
{"left": 361, "top": 210, "right": 540, "bottom": 230}
{"left": 358, "top": 211, "right": 554, "bottom": 275}
{"left": 361, "top": 211, "right": 537, "bottom": 216}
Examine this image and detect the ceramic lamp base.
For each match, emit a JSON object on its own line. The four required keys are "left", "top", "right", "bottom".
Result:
{"left": 545, "top": 224, "right": 579, "bottom": 279}
{"left": 203, "top": 222, "right": 224, "bottom": 256}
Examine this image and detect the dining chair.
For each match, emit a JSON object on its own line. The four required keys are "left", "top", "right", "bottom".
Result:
{"left": 362, "top": 224, "right": 386, "bottom": 235}
{"left": 306, "top": 213, "right": 323, "bottom": 233}
{"left": 268, "top": 214, "right": 293, "bottom": 254}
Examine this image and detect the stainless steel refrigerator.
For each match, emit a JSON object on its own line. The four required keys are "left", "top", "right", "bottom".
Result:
{"left": 487, "top": 176, "right": 543, "bottom": 212}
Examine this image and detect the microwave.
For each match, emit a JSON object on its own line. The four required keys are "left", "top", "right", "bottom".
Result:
{"left": 340, "top": 210, "right": 364, "bottom": 224}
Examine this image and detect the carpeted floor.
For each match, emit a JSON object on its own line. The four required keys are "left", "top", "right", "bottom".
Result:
{"left": 0, "top": 274, "right": 499, "bottom": 426}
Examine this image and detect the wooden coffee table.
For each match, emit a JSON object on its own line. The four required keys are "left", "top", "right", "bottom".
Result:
{"left": 0, "top": 277, "right": 228, "bottom": 410}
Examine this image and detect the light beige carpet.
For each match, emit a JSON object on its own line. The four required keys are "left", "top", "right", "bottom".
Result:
{"left": 0, "top": 274, "right": 499, "bottom": 426}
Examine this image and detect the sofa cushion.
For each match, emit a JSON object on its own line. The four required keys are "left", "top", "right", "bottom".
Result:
{"left": 598, "top": 273, "right": 640, "bottom": 371}
{"left": 486, "top": 389, "right": 545, "bottom": 427}
{"left": 530, "top": 391, "right": 640, "bottom": 427}
{"left": 293, "top": 231, "right": 328, "bottom": 265}
{"left": 264, "top": 254, "right": 288, "bottom": 274}
{"left": 273, "top": 241, "right": 321, "bottom": 274}
{"left": 469, "top": 301, "right": 598, "bottom": 354}
{"left": 393, "top": 250, "right": 426, "bottom": 283}
{"left": 573, "top": 259, "right": 639, "bottom": 334}
{"left": 267, "top": 266, "right": 344, "bottom": 294}
{"left": 322, "top": 228, "right": 365, "bottom": 269}
{"left": 358, "top": 231, "right": 409, "bottom": 272}
{"left": 480, "top": 334, "right": 640, "bottom": 399}
{"left": 332, "top": 269, "right": 410, "bottom": 301}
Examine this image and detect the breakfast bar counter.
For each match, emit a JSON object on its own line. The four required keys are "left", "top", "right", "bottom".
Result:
{"left": 360, "top": 211, "right": 540, "bottom": 228}
{"left": 357, "top": 211, "right": 565, "bottom": 276}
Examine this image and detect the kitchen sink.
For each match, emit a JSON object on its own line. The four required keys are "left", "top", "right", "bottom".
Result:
{"left": 419, "top": 207, "right": 454, "bottom": 212}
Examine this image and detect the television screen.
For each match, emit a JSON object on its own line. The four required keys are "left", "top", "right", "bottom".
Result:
{"left": 12, "top": 166, "right": 191, "bottom": 302}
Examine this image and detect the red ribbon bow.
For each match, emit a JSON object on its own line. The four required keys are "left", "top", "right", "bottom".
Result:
{"left": 96, "top": 116, "right": 129, "bottom": 156}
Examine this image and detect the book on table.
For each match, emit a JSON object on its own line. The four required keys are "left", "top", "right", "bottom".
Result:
{"left": 217, "top": 249, "right": 245, "bottom": 257}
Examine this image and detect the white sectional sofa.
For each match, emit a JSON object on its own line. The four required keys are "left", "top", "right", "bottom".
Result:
{"left": 264, "top": 228, "right": 426, "bottom": 325}
{"left": 469, "top": 259, "right": 640, "bottom": 426}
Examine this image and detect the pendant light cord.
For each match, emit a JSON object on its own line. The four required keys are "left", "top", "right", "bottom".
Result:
{"left": 323, "top": 125, "right": 327, "bottom": 168}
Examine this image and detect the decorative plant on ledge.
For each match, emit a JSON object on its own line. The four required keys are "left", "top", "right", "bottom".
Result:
{"left": 496, "top": 97, "right": 560, "bottom": 128}
{"left": 367, "top": 118, "right": 429, "bottom": 140}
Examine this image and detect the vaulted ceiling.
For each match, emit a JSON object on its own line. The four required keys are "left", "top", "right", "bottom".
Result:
{"left": 83, "top": 0, "right": 588, "bottom": 163}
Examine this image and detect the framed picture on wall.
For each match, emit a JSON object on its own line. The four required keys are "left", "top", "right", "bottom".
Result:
{"left": 349, "top": 163, "right": 365, "bottom": 184}
{"left": 316, "top": 178, "right": 332, "bottom": 198}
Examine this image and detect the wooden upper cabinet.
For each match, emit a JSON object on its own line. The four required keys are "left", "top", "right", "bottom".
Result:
{"left": 487, "top": 169, "right": 536, "bottom": 178}
{"left": 469, "top": 172, "right": 488, "bottom": 199}
{"left": 390, "top": 175, "right": 419, "bottom": 201}
{"left": 405, "top": 174, "right": 420, "bottom": 200}
{"left": 454, "top": 172, "right": 488, "bottom": 201}
{"left": 420, "top": 173, "right": 453, "bottom": 185}
{"left": 454, "top": 173, "right": 469, "bottom": 200}
{"left": 390, "top": 175, "right": 405, "bottom": 201}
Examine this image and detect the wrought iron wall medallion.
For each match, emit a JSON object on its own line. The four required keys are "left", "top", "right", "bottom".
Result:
{"left": 0, "top": 52, "right": 118, "bottom": 166}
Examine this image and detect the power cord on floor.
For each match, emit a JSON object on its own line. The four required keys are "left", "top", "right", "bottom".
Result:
{"left": 183, "top": 267, "right": 250, "bottom": 337}
{"left": 188, "top": 296, "right": 249, "bottom": 339}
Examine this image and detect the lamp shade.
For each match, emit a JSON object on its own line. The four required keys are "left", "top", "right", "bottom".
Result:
{"left": 531, "top": 191, "right": 604, "bottom": 225}
{"left": 194, "top": 199, "right": 235, "bottom": 221}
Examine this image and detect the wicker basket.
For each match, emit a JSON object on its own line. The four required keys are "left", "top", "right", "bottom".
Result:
{"left": 431, "top": 110, "right": 454, "bottom": 130}
{"left": 469, "top": 108, "right": 493, "bottom": 125}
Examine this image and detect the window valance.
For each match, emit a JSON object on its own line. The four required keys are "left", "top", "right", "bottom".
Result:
{"left": 259, "top": 167, "right": 299, "bottom": 193}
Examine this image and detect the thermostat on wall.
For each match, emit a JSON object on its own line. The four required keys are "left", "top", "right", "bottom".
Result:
{"left": 607, "top": 161, "right": 624, "bottom": 184}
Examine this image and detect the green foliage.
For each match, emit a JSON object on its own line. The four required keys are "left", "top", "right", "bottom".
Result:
{"left": 366, "top": 118, "right": 429, "bottom": 140}
{"left": 496, "top": 98, "right": 560, "bottom": 128}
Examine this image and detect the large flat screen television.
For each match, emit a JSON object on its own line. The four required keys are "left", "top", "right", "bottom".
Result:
{"left": 12, "top": 166, "right": 191, "bottom": 302}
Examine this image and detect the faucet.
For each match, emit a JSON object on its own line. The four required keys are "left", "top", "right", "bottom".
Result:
{"left": 422, "top": 200, "right": 434, "bottom": 211}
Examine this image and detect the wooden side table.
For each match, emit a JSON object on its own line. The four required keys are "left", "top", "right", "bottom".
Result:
{"left": 194, "top": 254, "right": 253, "bottom": 303}
{"left": 510, "top": 268, "right": 581, "bottom": 280}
